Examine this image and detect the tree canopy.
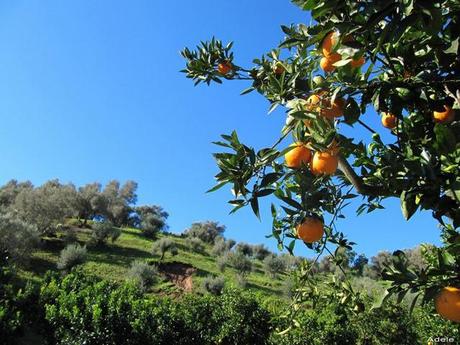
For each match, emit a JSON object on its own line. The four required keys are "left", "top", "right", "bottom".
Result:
{"left": 182, "top": 0, "right": 460, "bottom": 317}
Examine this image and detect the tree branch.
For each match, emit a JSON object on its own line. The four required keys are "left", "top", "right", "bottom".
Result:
{"left": 337, "top": 155, "right": 381, "bottom": 196}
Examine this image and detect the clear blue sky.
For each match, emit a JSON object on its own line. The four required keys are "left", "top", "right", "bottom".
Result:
{"left": 0, "top": 0, "right": 441, "bottom": 257}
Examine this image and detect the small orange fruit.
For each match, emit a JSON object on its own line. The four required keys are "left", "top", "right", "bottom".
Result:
{"left": 433, "top": 105, "right": 455, "bottom": 123}
{"left": 296, "top": 218, "right": 324, "bottom": 243}
{"left": 305, "top": 94, "right": 322, "bottom": 113}
{"left": 381, "top": 113, "right": 398, "bottom": 129}
{"left": 435, "top": 286, "right": 460, "bottom": 323}
{"left": 350, "top": 56, "right": 365, "bottom": 68}
{"left": 284, "top": 143, "right": 312, "bottom": 168}
{"left": 311, "top": 151, "right": 339, "bottom": 175}
{"left": 273, "top": 62, "right": 285, "bottom": 75}
{"left": 321, "top": 31, "right": 338, "bottom": 57}
{"left": 322, "top": 97, "right": 345, "bottom": 119}
{"left": 320, "top": 53, "right": 341, "bottom": 73}
{"left": 217, "top": 62, "right": 232, "bottom": 75}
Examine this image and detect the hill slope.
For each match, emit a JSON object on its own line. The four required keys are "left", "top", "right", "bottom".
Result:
{"left": 20, "top": 226, "right": 289, "bottom": 298}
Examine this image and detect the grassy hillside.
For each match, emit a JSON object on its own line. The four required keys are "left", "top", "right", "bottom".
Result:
{"left": 19, "top": 226, "right": 289, "bottom": 298}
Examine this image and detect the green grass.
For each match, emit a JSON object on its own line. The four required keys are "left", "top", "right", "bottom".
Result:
{"left": 19, "top": 227, "right": 289, "bottom": 298}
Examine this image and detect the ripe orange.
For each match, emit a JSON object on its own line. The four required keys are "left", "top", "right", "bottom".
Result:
{"left": 350, "top": 56, "right": 365, "bottom": 68}
{"left": 217, "top": 62, "right": 232, "bottom": 75}
{"left": 435, "top": 286, "right": 460, "bottom": 323}
{"left": 284, "top": 143, "right": 312, "bottom": 168}
{"left": 381, "top": 113, "right": 398, "bottom": 129}
{"left": 320, "top": 53, "right": 341, "bottom": 73}
{"left": 311, "top": 151, "right": 339, "bottom": 175}
{"left": 433, "top": 105, "right": 455, "bottom": 123}
{"left": 321, "top": 31, "right": 338, "bottom": 57}
{"left": 296, "top": 218, "right": 324, "bottom": 243}
{"left": 305, "top": 94, "right": 322, "bottom": 113}
{"left": 273, "top": 62, "right": 285, "bottom": 75}
{"left": 322, "top": 97, "right": 345, "bottom": 119}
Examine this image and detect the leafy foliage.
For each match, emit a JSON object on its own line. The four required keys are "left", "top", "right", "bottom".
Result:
{"left": 57, "top": 243, "right": 87, "bottom": 271}
{"left": 181, "top": 0, "right": 460, "bottom": 313}
{"left": 127, "top": 260, "right": 158, "bottom": 292}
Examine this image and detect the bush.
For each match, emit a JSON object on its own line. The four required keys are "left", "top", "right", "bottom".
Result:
{"left": 235, "top": 274, "right": 247, "bottom": 289}
{"left": 151, "top": 238, "right": 177, "bottom": 260}
{"left": 0, "top": 264, "right": 39, "bottom": 345}
{"left": 211, "top": 237, "right": 235, "bottom": 256}
{"left": 39, "top": 271, "right": 272, "bottom": 345}
{"left": 263, "top": 255, "right": 286, "bottom": 278}
{"left": 202, "top": 276, "right": 225, "bottom": 295}
{"left": 234, "top": 242, "right": 253, "bottom": 257}
{"left": 184, "top": 221, "right": 225, "bottom": 244}
{"left": 0, "top": 213, "right": 39, "bottom": 265}
{"left": 140, "top": 213, "right": 165, "bottom": 239}
{"left": 253, "top": 244, "right": 271, "bottom": 260}
{"left": 61, "top": 228, "right": 78, "bottom": 245}
{"left": 227, "top": 251, "right": 252, "bottom": 276}
{"left": 57, "top": 243, "right": 87, "bottom": 271}
{"left": 90, "top": 221, "right": 121, "bottom": 246}
{"left": 127, "top": 260, "right": 158, "bottom": 292}
{"left": 185, "top": 237, "right": 205, "bottom": 253}
{"left": 216, "top": 255, "right": 227, "bottom": 273}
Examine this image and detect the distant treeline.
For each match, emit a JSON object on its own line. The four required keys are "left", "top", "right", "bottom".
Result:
{"left": 0, "top": 179, "right": 168, "bottom": 234}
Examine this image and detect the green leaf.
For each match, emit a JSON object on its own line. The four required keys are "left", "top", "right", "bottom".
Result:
{"left": 250, "top": 197, "right": 260, "bottom": 219}
{"left": 240, "top": 87, "right": 255, "bottom": 95}
{"left": 206, "top": 181, "right": 228, "bottom": 193}
{"left": 260, "top": 173, "right": 280, "bottom": 187}
{"left": 444, "top": 37, "right": 459, "bottom": 55}
{"left": 343, "top": 98, "right": 360, "bottom": 125}
{"left": 277, "top": 195, "right": 303, "bottom": 210}
{"left": 401, "top": 190, "right": 418, "bottom": 220}
{"left": 434, "top": 124, "right": 456, "bottom": 154}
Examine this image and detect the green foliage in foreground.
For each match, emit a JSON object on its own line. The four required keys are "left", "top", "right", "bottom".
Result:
{"left": 40, "top": 270, "right": 272, "bottom": 345}
{"left": 2, "top": 268, "right": 458, "bottom": 345}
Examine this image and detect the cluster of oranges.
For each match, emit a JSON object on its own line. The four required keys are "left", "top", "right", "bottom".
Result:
{"left": 380, "top": 104, "right": 456, "bottom": 130}
{"left": 284, "top": 142, "right": 333, "bottom": 244}
{"left": 320, "top": 31, "right": 365, "bottom": 73}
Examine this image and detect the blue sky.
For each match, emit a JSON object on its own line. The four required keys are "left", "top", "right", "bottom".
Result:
{"left": 0, "top": 1, "right": 441, "bottom": 257}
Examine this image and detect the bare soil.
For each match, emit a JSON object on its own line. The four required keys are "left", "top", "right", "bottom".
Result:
{"left": 158, "top": 261, "right": 196, "bottom": 291}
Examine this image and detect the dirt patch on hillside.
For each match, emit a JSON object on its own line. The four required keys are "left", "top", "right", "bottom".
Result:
{"left": 158, "top": 262, "right": 197, "bottom": 292}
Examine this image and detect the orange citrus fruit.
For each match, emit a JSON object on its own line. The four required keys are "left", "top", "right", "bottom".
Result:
{"left": 350, "top": 56, "right": 365, "bottom": 68}
{"left": 217, "top": 62, "right": 232, "bottom": 75}
{"left": 311, "top": 151, "right": 339, "bottom": 175}
{"left": 320, "top": 53, "right": 341, "bottom": 73}
{"left": 435, "top": 287, "right": 460, "bottom": 323}
{"left": 322, "top": 97, "right": 345, "bottom": 119}
{"left": 381, "top": 113, "right": 398, "bottom": 129}
{"left": 273, "top": 62, "right": 285, "bottom": 75}
{"left": 321, "top": 31, "right": 338, "bottom": 57}
{"left": 284, "top": 143, "right": 312, "bottom": 168}
{"left": 296, "top": 218, "right": 324, "bottom": 243}
{"left": 433, "top": 105, "right": 455, "bottom": 123}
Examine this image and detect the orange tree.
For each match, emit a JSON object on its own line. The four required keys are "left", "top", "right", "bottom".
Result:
{"left": 182, "top": 0, "right": 460, "bottom": 322}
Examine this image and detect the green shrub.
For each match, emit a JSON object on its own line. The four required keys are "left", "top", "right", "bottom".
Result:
{"left": 216, "top": 255, "right": 227, "bottom": 272}
{"left": 227, "top": 251, "right": 252, "bottom": 276}
{"left": 0, "top": 264, "right": 39, "bottom": 344}
{"left": 90, "top": 221, "right": 121, "bottom": 246}
{"left": 185, "top": 237, "right": 205, "bottom": 253}
{"left": 127, "top": 260, "right": 158, "bottom": 292}
{"left": 0, "top": 213, "right": 39, "bottom": 265}
{"left": 263, "top": 255, "right": 286, "bottom": 278}
{"left": 202, "top": 276, "right": 225, "bottom": 295}
{"left": 39, "top": 271, "right": 272, "bottom": 345}
{"left": 152, "top": 238, "right": 177, "bottom": 260}
{"left": 57, "top": 243, "right": 87, "bottom": 271}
